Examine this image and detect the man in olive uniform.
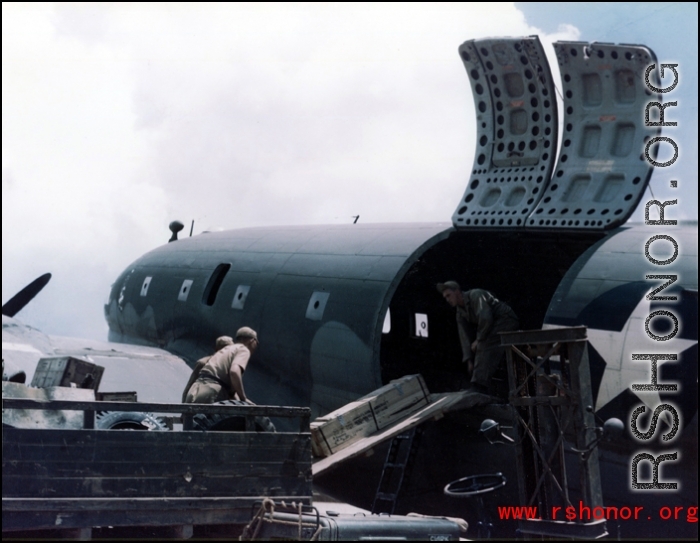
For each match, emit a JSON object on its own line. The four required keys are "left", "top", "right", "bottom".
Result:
{"left": 185, "top": 327, "right": 259, "bottom": 404}
{"left": 437, "top": 281, "right": 519, "bottom": 394}
{"left": 181, "top": 335, "right": 234, "bottom": 403}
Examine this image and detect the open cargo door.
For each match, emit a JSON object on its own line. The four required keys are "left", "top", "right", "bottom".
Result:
{"left": 528, "top": 42, "right": 661, "bottom": 229}
{"left": 453, "top": 38, "right": 663, "bottom": 231}
{"left": 452, "top": 36, "right": 558, "bottom": 228}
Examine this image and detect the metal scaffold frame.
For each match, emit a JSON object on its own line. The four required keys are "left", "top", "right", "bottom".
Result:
{"left": 500, "top": 326, "right": 607, "bottom": 539}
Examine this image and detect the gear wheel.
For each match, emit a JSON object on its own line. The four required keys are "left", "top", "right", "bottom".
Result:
{"left": 96, "top": 411, "right": 169, "bottom": 431}
{"left": 191, "top": 400, "right": 276, "bottom": 432}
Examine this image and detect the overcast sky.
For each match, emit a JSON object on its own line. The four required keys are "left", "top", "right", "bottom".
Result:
{"left": 3, "top": 3, "right": 697, "bottom": 340}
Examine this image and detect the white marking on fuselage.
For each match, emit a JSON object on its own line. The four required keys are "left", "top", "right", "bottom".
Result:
{"left": 546, "top": 298, "right": 698, "bottom": 411}
{"left": 590, "top": 297, "right": 696, "bottom": 411}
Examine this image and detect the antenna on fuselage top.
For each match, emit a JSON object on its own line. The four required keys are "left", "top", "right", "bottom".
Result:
{"left": 189, "top": 220, "right": 194, "bottom": 237}
{"left": 352, "top": 215, "right": 360, "bottom": 224}
{"left": 168, "top": 220, "right": 184, "bottom": 242}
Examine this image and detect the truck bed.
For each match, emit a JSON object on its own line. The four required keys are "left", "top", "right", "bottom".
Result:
{"left": 2, "top": 398, "right": 312, "bottom": 537}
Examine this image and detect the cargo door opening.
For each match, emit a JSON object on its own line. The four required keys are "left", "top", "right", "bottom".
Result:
{"left": 379, "top": 229, "right": 602, "bottom": 393}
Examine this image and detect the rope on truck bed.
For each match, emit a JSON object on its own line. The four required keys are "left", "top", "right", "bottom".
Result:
{"left": 239, "top": 498, "right": 322, "bottom": 541}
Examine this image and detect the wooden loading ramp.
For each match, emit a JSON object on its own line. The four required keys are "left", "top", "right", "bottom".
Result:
{"left": 312, "top": 390, "right": 494, "bottom": 477}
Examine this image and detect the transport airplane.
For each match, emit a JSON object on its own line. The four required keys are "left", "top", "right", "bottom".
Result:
{"left": 3, "top": 36, "right": 696, "bottom": 538}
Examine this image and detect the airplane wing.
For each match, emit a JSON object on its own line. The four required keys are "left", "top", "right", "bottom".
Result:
{"left": 2, "top": 315, "right": 191, "bottom": 404}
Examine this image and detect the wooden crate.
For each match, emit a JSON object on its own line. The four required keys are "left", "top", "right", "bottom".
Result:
{"left": 311, "top": 400, "right": 375, "bottom": 457}
{"left": 311, "top": 375, "right": 430, "bottom": 457}
{"left": 363, "top": 374, "right": 430, "bottom": 430}
{"left": 31, "top": 356, "right": 104, "bottom": 390}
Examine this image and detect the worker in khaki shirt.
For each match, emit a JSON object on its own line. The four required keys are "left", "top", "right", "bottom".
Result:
{"left": 437, "top": 281, "right": 519, "bottom": 394}
{"left": 181, "top": 335, "right": 234, "bottom": 403}
{"left": 185, "top": 327, "right": 259, "bottom": 404}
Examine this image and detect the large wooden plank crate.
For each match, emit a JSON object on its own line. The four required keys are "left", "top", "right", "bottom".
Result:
{"left": 310, "top": 374, "right": 430, "bottom": 457}
{"left": 2, "top": 399, "right": 312, "bottom": 533}
{"left": 31, "top": 356, "right": 104, "bottom": 390}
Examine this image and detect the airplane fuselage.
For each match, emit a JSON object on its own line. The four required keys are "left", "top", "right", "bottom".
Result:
{"left": 105, "top": 222, "right": 697, "bottom": 425}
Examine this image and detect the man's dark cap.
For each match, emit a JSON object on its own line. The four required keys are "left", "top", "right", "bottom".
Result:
{"left": 436, "top": 281, "right": 461, "bottom": 293}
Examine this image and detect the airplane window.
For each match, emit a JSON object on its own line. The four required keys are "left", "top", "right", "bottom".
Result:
{"left": 231, "top": 285, "right": 251, "bottom": 310}
{"left": 140, "top": 276, "right": 152, "bottom": 297}
{"left": 382, "top": 308, "right": 391, "bottom": 334}
{"left": 415, "top": 313, "right": 428, "bottom": 338}
{"left": 306, "top": 291, "right": 330, "bottom": 321}
{"left": 178, "top": 279, "right": 193, "bottom": 302}
{"left": 202, "top": 263, "right": 231, "bottom": 306}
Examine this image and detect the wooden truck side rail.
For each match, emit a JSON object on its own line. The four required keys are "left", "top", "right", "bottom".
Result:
{"left": 2, "top": 399, "right": 313, "bottom": 536}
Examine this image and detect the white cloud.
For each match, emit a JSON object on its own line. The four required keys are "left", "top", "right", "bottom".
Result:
{"left": 3, "top": 3, "right": 581, "bottom": 338}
